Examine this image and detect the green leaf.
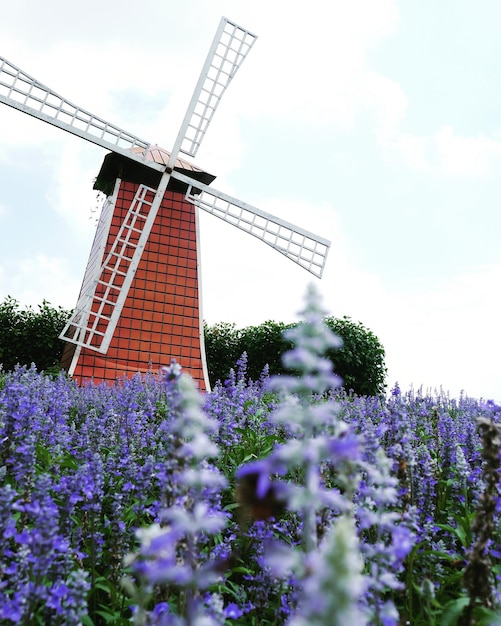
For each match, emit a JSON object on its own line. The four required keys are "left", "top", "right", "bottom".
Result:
{"left": 441, "top": 597, "right": 470, "bottom": 626}
{"left": 94, "top": 610, "right": 120, "bottom": 623}
{"left": 436, "top": 523, "right": 469, "bottom": 548}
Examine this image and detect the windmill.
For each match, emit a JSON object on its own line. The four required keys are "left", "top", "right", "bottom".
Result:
{"left": 0, "top": 17, "right": 330, "bottom": 391}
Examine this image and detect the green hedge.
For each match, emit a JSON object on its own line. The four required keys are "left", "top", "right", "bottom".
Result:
{"left": 204, "top": 316, "right": 387, "bottom": 396}
{"left": 0, "top": 297, "right": 387, "bottom": 395}
{"left": 0, "top": 297, "right": 69, "bottom": 375}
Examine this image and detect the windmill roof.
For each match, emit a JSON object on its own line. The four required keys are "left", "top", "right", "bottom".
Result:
{"left": 93, "top": 145, "right": 216, "bottom": 196}
{"left": 129, "top": 144, "right": 211, "bottom": 174}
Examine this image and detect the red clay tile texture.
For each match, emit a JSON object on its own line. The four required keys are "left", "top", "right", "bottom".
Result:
{"left": 67, "top": 181, "right": 209, "bottom": 391}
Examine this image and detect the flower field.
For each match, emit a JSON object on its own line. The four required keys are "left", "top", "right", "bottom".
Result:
{"left": 1, "top": 286, "right": 500, "bottom": 625}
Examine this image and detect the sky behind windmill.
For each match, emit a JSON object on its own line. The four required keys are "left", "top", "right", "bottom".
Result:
{"left": 1, "top": 0, "right": 500, "bottom": 401}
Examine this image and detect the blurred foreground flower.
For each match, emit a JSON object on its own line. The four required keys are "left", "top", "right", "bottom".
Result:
{"left": 460, "top": 403, "right": 501, "bottom": 625}
{"left": 236, "top": 283, "right": 414, "bottom": 624}
{"left": 287, "top": 515, "right": 366, "bottom": 626}
{"left": 125, "top": 368, "right": 227, "bottom": 626}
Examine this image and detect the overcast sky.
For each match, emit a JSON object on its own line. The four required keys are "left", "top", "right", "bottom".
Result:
{"left": 1, "top": 1, "right": 500, "bottom": 401}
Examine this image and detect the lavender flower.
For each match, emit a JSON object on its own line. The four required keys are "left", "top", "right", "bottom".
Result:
{"left": 235, "top": 284, "right": 419, "bottom": 624}
{"left": 3, "top": 290, "right": 501, "bottom": 624}
{"left": 287, "top": 515, "right": 366, "bottom": 626}
{"left": 126, "top": 366, "right": 228, "bottom": 626}
{"left": 460, "top": 405, "right": 501, "bottom": 625}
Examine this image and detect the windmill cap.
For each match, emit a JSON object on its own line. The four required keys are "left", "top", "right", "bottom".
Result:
{"left": 129, "top": 144, "right": 211, "bottom": 174}
{"left": 93, "top": 145, "right": 216, "bottom": 196}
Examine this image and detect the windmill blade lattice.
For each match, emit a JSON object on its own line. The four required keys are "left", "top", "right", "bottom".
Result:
{"left": 60, "top": 187, "right": 118, "bottom": 352}
{"left": 0, "top": 55, "right": 163, "bottom": 172}
{"left": 60, "top": 183, "right": 166, "bottom": 353}
{"left": 172, "top": 171, "right": 330, "bottom": 278}
{"left": 171, "top": 17, "right": 257, "bottom": 161}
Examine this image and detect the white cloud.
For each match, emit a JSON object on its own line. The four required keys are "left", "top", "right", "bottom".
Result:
{"left": 380, "top": 123, "right": 501, "bottom": 178}
{"left": 378, "top": 265, "right": 501, "bottom": 401}
{"left": 366, "top": 72, "right": 409, "bottom": 140}
{"left": 435, "top": 126, "right": 501, "bottom": 177}
{"left": 47, "top": 140, "right": 106, "bottom": 238}
{"left": 395, "top": 132, "right": 431, "bottom": 171}
{"left": 0, "top": 254, "right": 81, "bottom": 309}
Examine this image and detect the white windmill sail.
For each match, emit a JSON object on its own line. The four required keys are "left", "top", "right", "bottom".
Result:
{"left": 61, "top": 182, "right": 119, "bottom": 350}
{"left": 59, "top": 181, "right": 166, "bottom": 352}
{"left": 170, "top": 17, "right": 257, "bottom": 160}
{"left": 172, "top": 171, "right": 330, "bottom": 278}
{"left": 0, "top": 56, "right": 162, "bottom": 172}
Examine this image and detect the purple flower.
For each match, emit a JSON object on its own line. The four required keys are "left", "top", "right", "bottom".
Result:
{"left": 236, "top": 459, "right": 286, "bottom": 499}
{"left": 391, "top": 524, "right": 414, "bottom": 561}
{"left": 326, "top": 433, "right": 361, "bottom": 460}
{"left": 224, "top": 602, "right": 244, "bottom": 619}
{"left": 153, "top": 602, "right": 170, "bottom": 617}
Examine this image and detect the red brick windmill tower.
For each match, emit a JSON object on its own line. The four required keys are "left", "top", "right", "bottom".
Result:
{"left": 0, "top": 18, "right": 330, "bottom": 391}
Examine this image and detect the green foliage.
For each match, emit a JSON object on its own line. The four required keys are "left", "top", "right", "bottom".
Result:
{"left": 238, "top": 320, "right": 295, "bottom": 380}
{"left": 0, "top": 295, "right": 386, "bottom": 396}
{"left": 0, "top": 296, "right": 70, "bottom": 374}
{"left": 204, "top": 320, "right": 294, "bottom": 385}
{"left": 203, "top": 321, "right": 241, "bottom": 386}
{"left": 204, "top": 316, "right": 387, "bottom": 396}
{"left": 323, "top": 316, "right": 387, "bottom": 396}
